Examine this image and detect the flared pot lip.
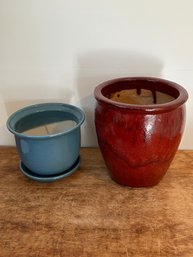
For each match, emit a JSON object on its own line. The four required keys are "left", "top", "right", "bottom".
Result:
{"left": 94, "top": 77, "right": 188, "bottom": 113}
{"left": 7, "top": 102, "right": 85, "bottom": 139}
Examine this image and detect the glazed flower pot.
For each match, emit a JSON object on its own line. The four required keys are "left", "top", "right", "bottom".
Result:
{"left": 7, "top": 103, "right": 85, "bottom": 182}
{"left": 94, "top": 77, "right": 188, "bottom": 187}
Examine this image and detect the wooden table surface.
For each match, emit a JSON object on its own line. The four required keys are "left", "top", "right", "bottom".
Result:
{"left": 0, "top": 147, "right": 193, "bottom": 257}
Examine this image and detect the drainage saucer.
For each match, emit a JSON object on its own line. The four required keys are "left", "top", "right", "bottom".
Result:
{"left": 19, "top": 156, "right": 80, "bottom": 182}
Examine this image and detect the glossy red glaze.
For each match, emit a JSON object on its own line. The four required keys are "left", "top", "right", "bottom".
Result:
{"left": 94, "top": 77, "right": 188, "bottom": 187}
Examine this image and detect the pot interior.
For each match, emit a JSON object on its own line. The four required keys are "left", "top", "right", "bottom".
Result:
{"left": 102, "top": 79, "right": 180, "bottom": 105}
{"left": 109, "top": 88, "right": 175, "bottom": 105}
{"left": 14, "top": 110, "right": 78, "bottom": 136}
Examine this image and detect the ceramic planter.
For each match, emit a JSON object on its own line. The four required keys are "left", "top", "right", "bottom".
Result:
{"left": 94, "top": 77, "right": 188, "bottom": 187}
{"left": 7, "top": 103, "right": 85, "bottom": 182}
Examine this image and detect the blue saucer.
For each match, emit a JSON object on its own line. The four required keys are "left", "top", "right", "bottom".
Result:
{"left": 19, "top": 156, "right": 80, "bottom": 182}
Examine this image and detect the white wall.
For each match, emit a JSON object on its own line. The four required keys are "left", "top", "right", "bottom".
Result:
{"left": 0, "top": 0, "right": 192, "bottom": 148}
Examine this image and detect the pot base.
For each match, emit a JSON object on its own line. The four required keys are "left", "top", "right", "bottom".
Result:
{"left": 19, "top": 156, "right": 80, "bottom": 182}
{"left": 100, "top": 143, "right": 170, "bottom": 187}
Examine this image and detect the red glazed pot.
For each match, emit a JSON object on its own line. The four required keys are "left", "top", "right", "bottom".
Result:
{"left": 94, "top": 77, "right": 188, "bottom": 187}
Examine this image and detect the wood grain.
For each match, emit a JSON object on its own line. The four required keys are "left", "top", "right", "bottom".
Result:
{"left": 0, "top": 147, "right": 193, "bottom": 257}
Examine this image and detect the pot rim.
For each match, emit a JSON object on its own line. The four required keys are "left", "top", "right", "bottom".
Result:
{"left": 94, "top": 77, "right": 188, "bottom": 113}
{"left": 7, "top": 102, "right": 85, "bottom": 139}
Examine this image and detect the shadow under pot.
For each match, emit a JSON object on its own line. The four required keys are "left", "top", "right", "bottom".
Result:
{"left": 7, "top": 103, "right": 85, "bottom": 182}
{"left": 94, "top": 77, "right": 188, "bottom": 187}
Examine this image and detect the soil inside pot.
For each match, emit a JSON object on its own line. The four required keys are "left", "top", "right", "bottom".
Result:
{"left": 109, "top": 89, "right": 175, "bottom": 105}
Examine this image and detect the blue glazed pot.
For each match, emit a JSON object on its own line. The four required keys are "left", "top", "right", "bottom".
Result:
{"left": 7, "top": 103, "right": 85, "bottom": 176}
